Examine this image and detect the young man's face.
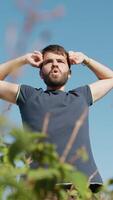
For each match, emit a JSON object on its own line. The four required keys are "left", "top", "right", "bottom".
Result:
{"left": 40, "top": 52, "right": 70, "bottom": 88}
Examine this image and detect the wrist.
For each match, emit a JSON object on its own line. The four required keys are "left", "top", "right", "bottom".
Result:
{"left": 82, "top": 56, "right": 91, "bottom": 65}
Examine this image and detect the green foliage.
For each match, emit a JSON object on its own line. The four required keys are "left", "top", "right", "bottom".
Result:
{"left": 0, "top": 121, "right": 113, "bottom": 200}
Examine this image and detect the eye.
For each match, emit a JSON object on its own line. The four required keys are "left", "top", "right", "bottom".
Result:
{"left": 47, "top": 60, "right": 52, "bottom": 64}
{"left": 44, "top": 59, "right": 52, "bottom": 65}
{"left": 57, "top": 59, "right": 64, "bottom": 63}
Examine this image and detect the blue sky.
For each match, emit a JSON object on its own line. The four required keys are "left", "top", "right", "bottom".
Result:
{"left": 0, "top": 0, "right": 113, "bottom": 182}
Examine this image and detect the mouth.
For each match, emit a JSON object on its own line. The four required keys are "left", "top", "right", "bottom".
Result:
{"left": 51, "top": 68, "right": 61, "bottom": 74}
{"left": 51, "top": 71, "right": 59, "bottom": 75}
{"left": 49, "top": 70, "right": 61, "bottom": 79}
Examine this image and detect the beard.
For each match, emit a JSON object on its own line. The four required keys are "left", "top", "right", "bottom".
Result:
{"left": 42, "top": 69, "right": 69, "bottom": 87}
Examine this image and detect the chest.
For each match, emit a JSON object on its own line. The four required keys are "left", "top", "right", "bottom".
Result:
{"left": 20, "top": 92, "right": 88, "bottom": 125}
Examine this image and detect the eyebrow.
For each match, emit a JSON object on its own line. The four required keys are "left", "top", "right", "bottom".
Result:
{"left": 43, "top": 59, "right": 53, "bottom": 65}
{"left": 43, "top": 58, "right": 66, "bottom": 65}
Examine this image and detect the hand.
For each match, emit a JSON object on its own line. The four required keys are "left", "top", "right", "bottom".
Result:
{"left": 69, "top": 51, "right": 89, "bottom": 65}
{"left": 24, "top": 51, "right": 43, "bottom": 68}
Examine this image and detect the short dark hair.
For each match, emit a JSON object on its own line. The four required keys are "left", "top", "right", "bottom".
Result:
{"left": 41, "top": 44, "right": 71, "bottom": 68}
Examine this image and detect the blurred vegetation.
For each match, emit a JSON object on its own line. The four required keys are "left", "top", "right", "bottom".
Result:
{"left": 0, "top": 118, "right": 113, "bottom": 200}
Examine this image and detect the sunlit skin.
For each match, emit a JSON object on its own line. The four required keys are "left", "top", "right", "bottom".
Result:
{"left": 40, "top": 52, "right": 71, "bottom": 91}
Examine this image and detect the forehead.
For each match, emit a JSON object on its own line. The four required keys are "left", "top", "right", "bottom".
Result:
{"left": 43, "top": 52, "right": 67, "bottom": 61}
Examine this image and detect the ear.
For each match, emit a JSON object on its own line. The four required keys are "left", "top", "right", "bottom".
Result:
{"left": 68, "top": 69, "right": 71, "bottom": 79}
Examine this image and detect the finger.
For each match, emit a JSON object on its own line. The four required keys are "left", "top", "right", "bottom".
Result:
{"left": 33, "top": 53, "right": 43, "bottom": 60}
{"left": 33, "top": 51, "right": 42, "bottom": 56}
{"left": 33, "top": 50, "right": 40, "bottom": 53}
{"left": 32, "top": 52, "right": 42, "bottom": 57}
{"left": 68, "top": 51, "right": 74, "bottom": 54}
{"left": 32, "top": 54, "right": 43, "bottom": 62}
{"left": 32, "top": 60, "right": 43, "bottom": 68}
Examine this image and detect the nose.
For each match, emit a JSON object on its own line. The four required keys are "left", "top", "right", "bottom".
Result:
{"left": 52, "top": 59, "right": 58, "bottom": 67}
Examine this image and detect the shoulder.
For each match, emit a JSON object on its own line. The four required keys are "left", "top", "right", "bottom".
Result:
{"left": 16, "top": 84, "right": 43, "bottom": 105}
{"left": 69, "top": 85, "right": 93, "bottom": 106}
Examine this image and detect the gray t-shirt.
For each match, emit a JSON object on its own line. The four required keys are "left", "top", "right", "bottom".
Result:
{"left": 16, "top": 84, "right": 103, "bottom": 187}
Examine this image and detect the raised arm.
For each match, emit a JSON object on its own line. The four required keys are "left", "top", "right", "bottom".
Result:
{"left": 0, "top": 51, "right": 43, "bottom": 80}
{"left": 69, "top": 51, "right": 113, "bottom": 80}
{"left": 69, "top": 51, "right": 113, "bottom": 103}
{"left": 0, "top": 51, "right": 43, "bottom": 103}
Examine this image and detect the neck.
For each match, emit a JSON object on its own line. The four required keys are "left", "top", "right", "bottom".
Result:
{"left": 47, "top": 85, "right": 65, "bottom": 91}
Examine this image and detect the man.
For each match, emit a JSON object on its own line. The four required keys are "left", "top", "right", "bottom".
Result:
{"left": 0, "top": 44, "right": 113, "bottom": 193}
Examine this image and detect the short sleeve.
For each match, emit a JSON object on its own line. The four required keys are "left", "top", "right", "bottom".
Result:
{"left": 16, "top": 84, "right": 35, "bottom": 105}
{"left": 74, "top": 85, "right": 93, "bottom": 106}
